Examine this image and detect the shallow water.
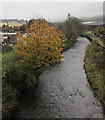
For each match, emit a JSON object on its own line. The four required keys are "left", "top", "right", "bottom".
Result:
{"left": 16, "top": 37, "right": 103, "bottom": 118}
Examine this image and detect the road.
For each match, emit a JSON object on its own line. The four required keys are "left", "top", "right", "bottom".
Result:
{"left": 16, "top": 37, "right": 103, "bottom": 118}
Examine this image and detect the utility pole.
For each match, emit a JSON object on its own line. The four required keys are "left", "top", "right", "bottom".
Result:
{"left": 6, "top": 21, "right": 9, "bottom": 45}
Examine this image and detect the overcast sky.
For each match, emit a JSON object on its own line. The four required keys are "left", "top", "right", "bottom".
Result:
{"left": 1, "top": 2, "right": 103, "bottom": 22}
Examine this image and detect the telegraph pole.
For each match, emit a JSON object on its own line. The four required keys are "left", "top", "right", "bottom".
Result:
{"left": 6, "top": 21, "right": 9, "bottom": 45}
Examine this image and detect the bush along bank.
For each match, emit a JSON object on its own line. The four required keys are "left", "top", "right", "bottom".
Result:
{"left": 2, "top": 45, "right": 40, "bottom": 118}
{"left": 84, "top": 41, "right": 105, "bottom": 112}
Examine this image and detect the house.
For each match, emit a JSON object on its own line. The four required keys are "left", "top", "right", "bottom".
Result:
{"left": 19, "top": 19, "right": 26, "bottom": 24}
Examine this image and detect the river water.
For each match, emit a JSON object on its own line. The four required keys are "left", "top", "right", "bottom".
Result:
{"left": 16, "top": 37, "right": 103, "bottom": 118}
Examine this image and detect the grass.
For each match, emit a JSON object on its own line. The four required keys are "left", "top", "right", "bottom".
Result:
{"left": 84, "top": 41, "right": 105, "bottom": 111}
{"left": 83, "top": 31, "right": 92, "bottom": 35}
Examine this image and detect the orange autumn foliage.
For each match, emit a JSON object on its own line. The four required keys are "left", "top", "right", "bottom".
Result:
{"left": 17, "top": 19, "right": 66, "bottom": 68}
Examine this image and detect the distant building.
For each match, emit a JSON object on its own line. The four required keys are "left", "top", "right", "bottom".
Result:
{"left": 1, "top": 19, "right": 26, "bottom": 24}
{"left": 19, "top": 19, "right": 26, "bottom": 24}
{"left": 82, "top": 21, "right": 104, "bottom": 30}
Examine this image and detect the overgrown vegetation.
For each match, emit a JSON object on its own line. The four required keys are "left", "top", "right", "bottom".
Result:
{"left": 84, "top": 27, "right": 105, "bottom": 111}
{"left": 2, "top": 45, "right": 38, "bottom": 118}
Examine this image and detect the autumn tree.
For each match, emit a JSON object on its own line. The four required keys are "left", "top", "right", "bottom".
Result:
{"left": 17, "top": 19, "right": 66, "bottom": 69}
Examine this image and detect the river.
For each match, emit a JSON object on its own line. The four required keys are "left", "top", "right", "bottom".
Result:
{"left": 15, "top": 37, "right": 103, "bottom": 118}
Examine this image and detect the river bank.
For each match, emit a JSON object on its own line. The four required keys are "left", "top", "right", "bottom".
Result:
{"left": 84, "top": 40, "right": 105, "bottom": 114}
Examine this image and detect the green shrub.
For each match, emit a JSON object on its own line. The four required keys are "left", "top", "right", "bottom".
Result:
{"left": 2, "top": 82, "right": 19, "bottom": 118}
{"left": 56, "top": 14, "right": 84, "bottom": 51}
{"left": 2, "top": 45, "right": 37, "bottom": 118}
{"left": 3, "top": 62, "right": 37, "bottom": 90}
